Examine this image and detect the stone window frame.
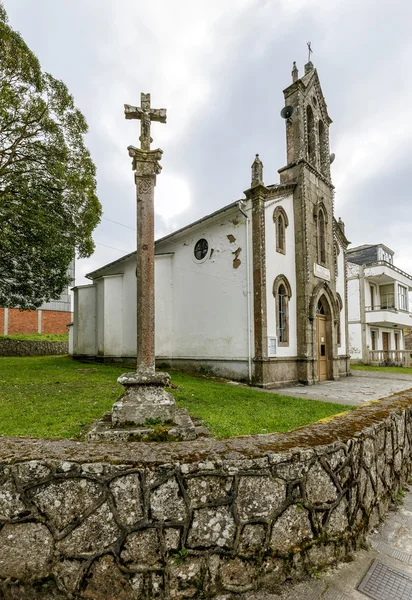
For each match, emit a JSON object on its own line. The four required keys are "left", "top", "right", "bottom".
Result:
{"left": 313, "top": 202, "right": 328, "bottom": 267}
{"left": 273, "top": 275, "right": 292, "bottom": 347}
{"left": 306, "top": 104, "right": 316, "bottom": 165}
{"left": 336, "top": 292, "right": 343, "bottom": 347}
{"left": 273, "top": 206, "right": 289, "bottom": 255}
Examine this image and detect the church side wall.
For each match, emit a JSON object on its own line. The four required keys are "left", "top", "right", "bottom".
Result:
{"left": 156, "top": 210, "right": 250, "bottom": 370}
{"left": 155, "top": 255, "right": 174, "bottom": 357}
{"left": 264, "top": 193, "right": 297, "bottom": 357}
{"left": 96, "top": 279, "right": 105, "bottom": 356}
{"left": 102, "top": 275, "right": 124, "bottom": 356}
{"left": 121, "top": 262, "right": 137, "bottom": 357}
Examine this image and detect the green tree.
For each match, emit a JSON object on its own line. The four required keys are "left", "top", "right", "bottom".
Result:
{"left": 0, "top": 4, "right": 101, "bottom": 309}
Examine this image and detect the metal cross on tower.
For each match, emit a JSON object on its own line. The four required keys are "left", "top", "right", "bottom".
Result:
{"left": 124, "top": 93, "right": 167, "bottom": 152}
{"left": 307, "top": 41, "right": 313, "bottom": 63}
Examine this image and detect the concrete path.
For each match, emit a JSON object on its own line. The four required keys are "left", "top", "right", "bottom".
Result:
{"left": 220, "top": 490, "right": 412, "bottom": 600}
{"left": 266, "top": 370, "right": 412, "bottom": 407}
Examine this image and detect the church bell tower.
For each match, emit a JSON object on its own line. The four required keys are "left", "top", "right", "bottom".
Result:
{"left": 279, "top": 59, "right": 340, "bottom": 384}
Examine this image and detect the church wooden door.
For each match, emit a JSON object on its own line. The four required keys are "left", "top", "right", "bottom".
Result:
{"left": 317, "top": 315, "right": 328, "bottom": 382}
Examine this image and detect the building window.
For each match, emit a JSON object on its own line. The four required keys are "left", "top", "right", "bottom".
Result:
{"left": 194, "top": 238, "right": 208, "bottom": 261}
{"left": 399, "top": 285, "right": 408, "bottom": 311}
{"left": 318, "top": 209, "right": 326, "bottom": 265}
{"left": 306, "top": 105, "right": 316, "bottom": 164}
{"left": 370, "top": 285, "right": 375, "bottom": 310}
{"left": 371, "top": 329, "right": 378, "bottom": 351}
{"left": 273, "top": 275, "right": 292, "bottom": 347}
{"left": 273, "top": 206, "right": 289, "bottom": 255}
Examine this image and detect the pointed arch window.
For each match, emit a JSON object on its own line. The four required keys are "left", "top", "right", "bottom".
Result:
{"left": 273, "top": 275, "right": 292, "bottom": 346}
{"left": 318, "top": 209, "right": 326, "bottom": 265}
{"left": 273, "top": 206, "right": 289, "bottom": 255}
{"left": 318, "top": 119, "right": 327, "bottom": 176}
{"left": 307, "top": 104, "right": 316, "bottom": 165}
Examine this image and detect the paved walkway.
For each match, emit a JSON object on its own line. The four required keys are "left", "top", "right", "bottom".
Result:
{"left": 267, "top": 370, "right": 412, "bottom": 407}
{"left": 220, "top": 490, "right": 412, "bottom": 600}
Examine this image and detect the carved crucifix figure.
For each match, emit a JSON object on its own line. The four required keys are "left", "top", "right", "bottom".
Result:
{"left": 124, "top": 93, "right": 166, "bottom": 152}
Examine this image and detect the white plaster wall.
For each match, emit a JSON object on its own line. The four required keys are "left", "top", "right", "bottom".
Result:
{"left": 348, "top": 324, "right": 362, "bottom": 359}
{"left": 264, "top": 194, "right": 297, "bottom": 357}
{"left": 103, "top": 275, "right": 123, "bottom": 356}
{"left": 96, "top": 279, "right": 105, "bottom": 356}
{"left": 73, "top": 285, "right": 97, "bottom": 355}
{"left": 156, "top": 207, "right": 250, "bottom": 360}
{"left": 155, "top": 255, "right": 173, "bottom": 356}
{"left": 335, "top": 244, "right": 346, "bottom": 356}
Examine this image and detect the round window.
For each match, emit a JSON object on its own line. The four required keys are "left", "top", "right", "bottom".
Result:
{"left": 194, "top": 238, "right": 209, "bottom": 261}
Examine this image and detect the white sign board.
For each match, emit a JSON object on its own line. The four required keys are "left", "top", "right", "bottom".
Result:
{"left": 314, "top": 263, "right": 331, "bottom": 281}
{"left": 268, "top": 337, "right": 277, "bottom": 357}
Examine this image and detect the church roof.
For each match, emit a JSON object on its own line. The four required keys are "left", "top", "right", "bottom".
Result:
{"left": 86, "top": 200, "right": 240, "bottom": 280}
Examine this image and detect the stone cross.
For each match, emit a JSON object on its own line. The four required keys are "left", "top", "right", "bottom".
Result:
{"left": 123, "top": 93, "right": 167, "bottom": 371}
{"left": 124, "top": 93, "right": 167, "bottom": 152}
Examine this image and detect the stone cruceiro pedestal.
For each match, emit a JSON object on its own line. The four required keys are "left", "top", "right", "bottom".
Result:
{"left": 87, "top": 93, "right": 196, "bottom": 443}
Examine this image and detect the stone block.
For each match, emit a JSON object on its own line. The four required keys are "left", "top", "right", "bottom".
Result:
{"left": 120, "top": 528, "right": 162, "bottom": 569}
{"left": 187, "top": 506, "right": 236, "bottom": 549}
{"left": 259, "top": 557, "right": 286, "bottom": 592}
{"left": 236, "top": 475, "right": 285, "bottom": 521}
{"left": 150, "top": 477, "right": 186, "bottom": 522}
{"left": 57, "top": 501, "right": 120, "bottom": 556}
{"left": 164, "top": 527, "right": 181, "bottom": 551}
{"left": 109, "top": 473, "right": 143, "bottom": 526}
{"left": 168, "top": 557, "right": 204, "bottom": 599}
{"left": 305, "top": 462, "right": 337, "bottom": 505}
{"left": 80, "top": 555, "right": 136, "bottom": 600}
{"left": 0, "top": 522, "right": 53, "bottom": 579}
{"left": 112, "top": 385, "right": 176, "bottom": 427}
{"left": 0, "top": 479, "right": 27, "bottom": 520}
{"left": 186, "top": 475, "right": 233, "bottom": 507}
{"left": 270, "top": 505, "right": 313, "bottom": 554}
{"left": 29, "top": 478, "right": 103, "bottom": 532}
{"left": 220, "top": 557, "right": 255, "bottom": 593}
{"left": 239, "top": 523, "right": 266, "bottom": 554}
{"left": 326, "top": 500, "right": 349, "bottom": 535}
{"left": 12, "top": 460, "right": 52, "bottom": 485}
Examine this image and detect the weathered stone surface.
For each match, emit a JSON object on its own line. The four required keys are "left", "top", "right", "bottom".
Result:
{"left": 29, "top": 478, "right": 103, "bottom": 532}
{"left": 326, "top": 500, "right": 349, "bottom": 535}
{"left": 236, "top": 475, "right": 285, "bottom": 521}
{"left": 239, "top": 524, "right": 266, "bottom": 554}
{"left": 80, "top": 555, "right": 135, "bottom": 599}
{"left": 57, "top": 501, "right": 120, "bottom": 556}
{"left": 220, "top": 557, "right": 254, "bottom": 592}
{"left": 186, "top": 475, "right": 233, "bottom": 507}
{"left": 112, "top": 385, "right": 176, "bottom": 426}
{"left": 120, "top": 528, "right": 162, "bottom": 568}
{"left": 109, "top": 472, "right": 143, "bottom": 526}
{"left": 0, "top": 522, "right": 53, "bottom": 579}
{"left": 362, "top": 438, "right": 375, "bottom": 469}
{"left": 306, "top": 543, "right": 336, "bottom": 566}
{"left": 305, "top": 462, "right": 337, "bottom": 505}
{"left": 260, "top": 557, "right": 286, "bottom": 592}
{"left": 270, "top": 505, "right": 313, "bottom": 554}
{"left": 150, "top": 477, "right": 186, "bottom": 522}
{"left": 52, "top": 558, "right": 85, "bottom": 594}
{"left": 188, "top": 506, "right": 236, "bottom": 548}
{"left": 12, "top": 460, "right": 52, "bottom": 485}
{"left": 164, "top": 527, "right": 181, "bottom": 550}
{"left": 0, "top": 479, "right": 27, "bottom": 520}
{"left": 168, "top": 557, "right": 204, "bottom": 599}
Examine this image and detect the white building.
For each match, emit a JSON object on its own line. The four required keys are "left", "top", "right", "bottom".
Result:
{"left": 70, "top": 61, "right": 351, "bottom": 387}
{"left": 347, "top": 244, "right": 412, "bottom": 365}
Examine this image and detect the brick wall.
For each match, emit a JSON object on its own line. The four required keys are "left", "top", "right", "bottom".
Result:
{"left": 41, "top": 310, "right": 72, "bottom": 334}
{"left": 0, "top": 309, "right": 72, "bottom": 335}
{"left": 8, "top": 308, "right": 38, "bottom": 334}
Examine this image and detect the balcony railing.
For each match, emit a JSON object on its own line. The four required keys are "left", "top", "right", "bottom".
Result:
{"left": 365, "top": 293, "right": 395, "bottom": 312}
{"left": 368, "top": 350, "right": 412, "bottom": 367}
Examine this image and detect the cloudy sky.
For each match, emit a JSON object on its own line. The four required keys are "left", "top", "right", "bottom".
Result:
{"left": 4, "top": 0, "right": 412, "bottom": 284}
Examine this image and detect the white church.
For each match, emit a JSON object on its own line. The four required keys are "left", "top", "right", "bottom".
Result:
{"left": 70, "top": 61, "right": 352, "bottom": 387}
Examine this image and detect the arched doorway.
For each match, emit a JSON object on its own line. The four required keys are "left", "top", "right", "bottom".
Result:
{"left": 316, "top": 296, "right": 330, "bottom": 382}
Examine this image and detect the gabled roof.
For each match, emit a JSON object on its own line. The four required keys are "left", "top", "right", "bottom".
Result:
{"left": 86, "top": 200, "right": 240, "bottom": 280}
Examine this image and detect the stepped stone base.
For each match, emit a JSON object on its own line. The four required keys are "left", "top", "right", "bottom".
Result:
{"left": 87, "top": 368, "right": 198, "bottom": 442}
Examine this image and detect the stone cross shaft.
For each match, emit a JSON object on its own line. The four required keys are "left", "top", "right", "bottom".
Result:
{"left": 124, "top": 93, "right": 167, "bottom": 371}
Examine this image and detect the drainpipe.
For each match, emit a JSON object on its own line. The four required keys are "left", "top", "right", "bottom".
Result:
{"left": 237, "top": 201, "right": 252, "bottom": 383}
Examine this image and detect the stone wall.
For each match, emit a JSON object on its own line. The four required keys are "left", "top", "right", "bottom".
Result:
{"left": 0, "top": 393, "right": 411, "bottom": 599}
{"left": 0, "top": 339, "right": 68, "bottom": 357}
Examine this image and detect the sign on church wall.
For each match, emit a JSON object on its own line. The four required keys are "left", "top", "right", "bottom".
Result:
{"left": 314, "top": 263, "right": 331, "bottom": 282}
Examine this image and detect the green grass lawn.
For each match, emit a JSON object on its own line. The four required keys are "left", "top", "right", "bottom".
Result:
{"left": 351, "top": 364, "right": 412, "bottom": 375}
{"left": 0, "top": 356, "right": 351, "bottom": 440}
{"left": 0, "top": 333, "right": 68, "bottom": 342}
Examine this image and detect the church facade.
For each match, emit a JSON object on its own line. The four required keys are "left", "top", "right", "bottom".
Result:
{"left": 70, "top": 61, "right": 350, "bottom": 387}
